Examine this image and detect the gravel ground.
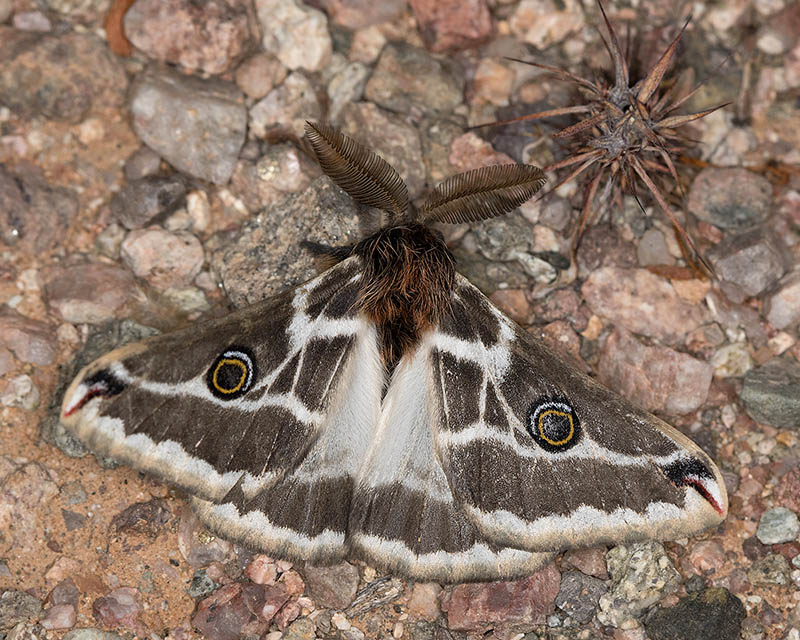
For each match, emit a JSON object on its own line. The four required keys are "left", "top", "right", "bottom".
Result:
{"left": 0, "top": 0, "right": 799, "bottom": 639}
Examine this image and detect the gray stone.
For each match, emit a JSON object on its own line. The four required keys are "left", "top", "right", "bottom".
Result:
{"left": 123, "top": 147, "right": 163, "bottom": 181}
{"left": 255, "top": 0, "right": 332, "bottom": 72}
{"left": 644, "top": 587, "right": 746, "bottom": 640}
{"left": 597, "top": 542, "right": 681, "bottom": 628}
{"left": 0, "top": 164, "right": 79, "bottom": 253}
{"left": 0, "top": 30, "right": 126, "bottom": 122}
{"left": 364, "top": 42, "right": 464, "bottom": 115}
{"left": 249, "top": 72, "right": 323, "bottom": 139}
{"left": 111, "top": 176, "right": 186, "bottom": 229}
{"left": 129, "top": 65, "right": 247, "bottom": 185}
{"left": 740, "top": 357, "right": 800, "bottom": 428}
{"left": 766, "top": 271, "right": 800, "bottom": 330}
{"left": 637, "top": 228, "right": 674, "bottom": 266}
{"left": 338, "top": 102, "right": 426, "bottom": 199}
{"left": 688, "top": 168, "right": 772, "bottom": 229}
{"left": 554, "top": 571, "right": 607, "bottom": 623}
{"left": 747, "top": 553, "right": 791, "bottom": 586}
{"left": 755, "top": 507, "right": 800, "bottom": 544}
{"left": 0, "top": 590, "right": 42, "bottom": 631}
{"left": 300, "top": 563, "right": 360, "bottom": 610}
{"left": 211, "top": 176, "right": 362, "bottom": 307}
{"left": 598, "top": 327, "right": 713, "bottom": 415}
{"left": 581, "top": 267, "right": 708, "bottom": 345}
{"left": 327, "top": 61, "right": 370, "bottom": 123}
{"left": 709, "top": 226, "right": 788, "bottom": 301}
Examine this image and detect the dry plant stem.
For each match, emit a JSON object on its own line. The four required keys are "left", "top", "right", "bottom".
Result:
{"left": 477, "top": 1, "right": 728, "bottom": 274}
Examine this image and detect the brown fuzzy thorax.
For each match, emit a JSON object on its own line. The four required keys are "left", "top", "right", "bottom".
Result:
{"left": 354, "top": 223, "right": 455, "bottom": 369}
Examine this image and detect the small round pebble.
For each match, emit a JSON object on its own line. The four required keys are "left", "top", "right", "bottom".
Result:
{"left": 756, "top": 507, "right": 800, "bottom": 544}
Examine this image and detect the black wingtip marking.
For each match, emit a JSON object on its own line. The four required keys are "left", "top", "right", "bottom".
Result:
{"left": 662, "top": 458, "right": 724, "bottom": 515}
{"left": 63, "top": 368, "right": 127, "bottom": 417}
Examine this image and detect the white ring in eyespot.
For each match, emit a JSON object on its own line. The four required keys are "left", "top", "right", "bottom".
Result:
{"left": 220, "top": 349, "right": 254, "bottom": 392}
{"left": 527, "top": 399, "right": 580, "bottom": 452}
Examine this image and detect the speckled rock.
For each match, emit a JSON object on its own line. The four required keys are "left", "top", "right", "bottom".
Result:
{"left": 230, "top": 143, "right": 316, "bottom": 212}
{"left": 255, "top": 0, "right": 332, "bottom": 72}
{"left": 509, "top": 0, "right": 584, "bottom": 49}
{"left": 249, "top": 72, "right": 323, "bottom": 139}
{"left": 0, "top": 30, "right": 126, "bottom": 122}
{"left": 0, "top": 164, "right": 78, "bottom": 253}
{"left": 364, "top": 42, "right": 464, "bottom": 115}
{"left": 410, "top": 0, "right": 492, "bottom": 52}
{"left": 709, "top": 226, "right": 788, "bottom": 302}
{"left": 775, "top": 468, "right": 800, "bottom": 512}
{"left": 644, "top": 588, "right": 746, "bottom": 640}
{"left": 766, "top": 270, "right": 800, "bottom": 329}
{"left": 555, "top": 571, "right": 607, "bottom": 623}
{"left": 687, "top": 168, "right": 772, "bottom": 229}
{"left": 91, "top": 588, "right": 143, "bottom": 634}
{"left": 756, "top": 507, "right": 800, "bottom": 544}
{"left": 740, "top": 357, "right": 800, "bottom": 428}
{"left": 597, "top": 542, "right": 681, "bottom": 628}
{"left": 442, "top": 564, "right": 560, "bottom": 633}
{"left": 747, "top": 553, "right": 791, "bottom": 586}
{"left": 0, "top": 462, "right": 59, "bottom": 552}
{"left": 123, "top": 0, "right": 253, "bottom": 74}
{"left": 282, "top": 616, "right": 316, "bottom": 640}
{"left": 110, "top": 176, "right": 186, "bottom": 230}
{"left": 599, "top": 327, "right": 713, "bottom": 414}
{"left": 338, "top": 102, "right": 426, "bottom": 199}
{"left": 129, "top": 65, "right": 247, "bottom": 185}
{"left": 406, "top": 583, "right": 442, "bottom": 622}
{"left": 0, "top": 308, "right": 56, "bottom": 366}
{"left": 582, "top": 267, "right": 708, "bottom": 345}
{"left": 210, "top": 176, "right": 362, "bottom": 307}
{"left": 300, "top": 563, "right": 360, "bottom": 610}
{"left": 316, "top": 0, "right": 405, "bottom": 28}
{"left": 1, "top": 374, "right": 40, "bottom": 409}
{"left": 234, "top": 52, "right": 287, "bottom": 100}
{"left": 0, "top": 590, "right": 42, "bottom": 631}
{"left": 120, "top": 227, "right": 204, "bottom": 289}
{"left": 62, "top": 630, "right": 126, "bottom": 640}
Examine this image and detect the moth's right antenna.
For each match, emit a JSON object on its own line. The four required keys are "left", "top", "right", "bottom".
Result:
{"left": 304, "top": 121, "right": 409, "bottom": 222}
{"left": 419, "top": 164, "right": 546, "bottom": 225}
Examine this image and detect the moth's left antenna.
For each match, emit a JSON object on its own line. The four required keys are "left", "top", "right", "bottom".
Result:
{"left": 304, "top": 121, "right": 409, "bottom": 222}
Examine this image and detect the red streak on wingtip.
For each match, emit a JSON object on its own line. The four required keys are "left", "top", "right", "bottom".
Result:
{"left": 62, "top": 388, "right": 102, "bottom": 418}
{"left": 686, "top": 477, "right": 725, "bottom": 516}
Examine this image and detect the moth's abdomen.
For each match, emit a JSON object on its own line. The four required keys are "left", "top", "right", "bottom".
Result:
{"left": 355, "top": 223, "right": 455, "bottom": 368}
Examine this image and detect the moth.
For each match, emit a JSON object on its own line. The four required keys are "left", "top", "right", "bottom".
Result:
{"left": 61, "top": 122, "right": 727, "bottom": 583}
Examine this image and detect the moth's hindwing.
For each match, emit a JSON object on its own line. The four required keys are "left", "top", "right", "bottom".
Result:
{"left": 430, "top": 275, "right": 728, "bottom": 553}
{"left": 61, "top": 257, "right": 382, "bottom": 561}
{"left": 348, "top": 342, "right": 554, "bottom": 582}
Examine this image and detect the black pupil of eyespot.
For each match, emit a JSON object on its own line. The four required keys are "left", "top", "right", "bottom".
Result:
{"left": 540, "top": 410, "right": 571, "bottom": 441}
{"left": 217, "top": 361, "right": 245, "bottom": 391}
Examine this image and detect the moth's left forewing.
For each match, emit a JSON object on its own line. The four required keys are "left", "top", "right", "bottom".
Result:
{"left": 431, "top": 275, "right": 727, "bottom": 554}
{"left": 60, "top": 257, "right": 372, "bottom": 507}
